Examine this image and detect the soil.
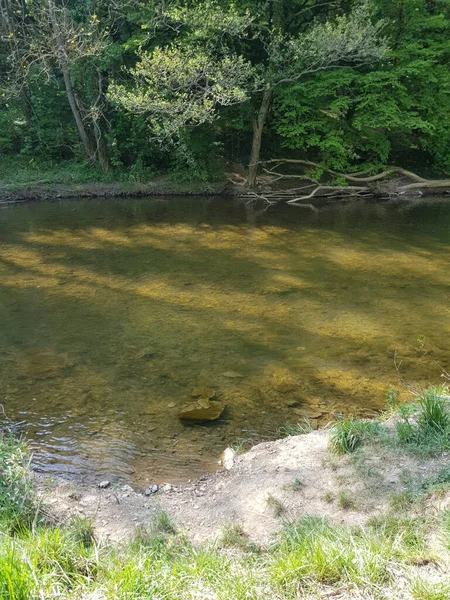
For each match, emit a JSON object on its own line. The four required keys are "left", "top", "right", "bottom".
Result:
{"left": 37, "top": 425, "right": 450, "bottom": 545}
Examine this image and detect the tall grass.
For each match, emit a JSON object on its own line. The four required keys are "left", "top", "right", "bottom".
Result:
{"left": 396, "top": 386, "right": 450, "bottom": 453}
{"left": 329, "top": 418, "right": 383, "bottom": 454}
{"left": 0, "top": 433, "right": 38, "bottom": 531}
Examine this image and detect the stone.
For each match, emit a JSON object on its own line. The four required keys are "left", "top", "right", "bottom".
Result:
{"left": 68, "top": 491, "right": 81, "bottom": 501}
{"left": 221, "top": 447, "right": 236, "bottom": 470}
{"left": 293, "top": 408, "right": 324, "bottom": 419}
{"left": 282, "top": 398, "right": 301, "bottom": 407}
{"left": 179, "top": 399, "right": 225, "bottom": 421}
{"left": 191, "top": 387, "right": 216, "bottom": 400}
{"left": 161, "top": 483, "right": 172, "bottom": 492}
{"left": 222, "top": 371, "right": 245, "bottom": 379}
{"left": 16, "top": 349, "right": 74, "bottom": 380}
{"left": 144, "top": 483, "right": 159, "bottom": 496}
{"left": 98, "top": 480, "right": 110, "bottom": 489}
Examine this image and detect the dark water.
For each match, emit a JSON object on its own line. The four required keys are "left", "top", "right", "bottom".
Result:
{"left": 0, "top": 196, "right": 449, "bottom": 486}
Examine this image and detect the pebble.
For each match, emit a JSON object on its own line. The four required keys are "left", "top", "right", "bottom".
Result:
{"left": 98, "top": 480, "right": 110, "bottom": 489}
{"left": 144, "top": 483, "right": 159, "bottom": 496}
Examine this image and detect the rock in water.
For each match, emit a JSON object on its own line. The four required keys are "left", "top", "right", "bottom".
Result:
{"left": 222, "top": 371, "right": 245, "bottom": 379}
{"left": 98, "top": 481, "right": 110, "bottom": 489}
{"left": 191, "top": 387, "right": 216, "bottom": 400}
{"left": 179, "top": 399, "right": 225, "bottom": 421}
{"left": 16, "top": 349, "right": 74, "bottom": 380}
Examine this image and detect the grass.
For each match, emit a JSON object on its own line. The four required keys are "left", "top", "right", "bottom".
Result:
{"left": 338, "top": 491, "right": 356, "bottom": 511}
{"left": 266, "top": 494, "right": 287, "bottom": 517}
{"left": 329, "top": 385, "right": 450, "bottom": 457}
{"left": 218, "top": 523, "right": 250, "bottom": 550}
{"left": 278, "top": 418, "right": 313, "bottom": 437}
{"left": 329, "top": 418, "right": 383, "bottom": 454}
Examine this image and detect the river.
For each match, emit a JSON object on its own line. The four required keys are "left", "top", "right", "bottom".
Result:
{"left": 0, "top": 196, "right": 449, "bottom": 486}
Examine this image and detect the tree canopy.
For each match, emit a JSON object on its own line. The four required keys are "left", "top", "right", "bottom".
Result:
{"left": 1, "top": 0, "right": 450, "bottom": 187}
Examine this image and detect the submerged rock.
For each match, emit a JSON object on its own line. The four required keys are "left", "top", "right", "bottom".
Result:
{"left": 222, "top": 371, "right": 245, "bottom": 379}
{"left": 179, "top": 399, "right": 225, "bottom": 421}
{"left": 16, "top": 349, "right": 74, "bottom": 380}
{"left": 191, "top": 387, "right": 216, "bottom": 400}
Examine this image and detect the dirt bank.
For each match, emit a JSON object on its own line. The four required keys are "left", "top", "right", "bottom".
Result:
{"left": 0, "top": 179, "right": 234, "bottom": 205}
{"left": 38, "top": 426, "right": 450, "bottom": 545}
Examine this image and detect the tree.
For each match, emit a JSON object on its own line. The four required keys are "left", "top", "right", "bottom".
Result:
{"left": 274, "top": 0, "right": 450, "bottom": 178}
{"left": 0, "top": 0, "right": 112, "bottom": 169}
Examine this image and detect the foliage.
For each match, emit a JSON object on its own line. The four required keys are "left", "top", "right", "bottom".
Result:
{"left": 1, "top": 0, "right": 450, "bottom": 183}
{"left": 279, "top": 418, "right": 314, "bottom": 437}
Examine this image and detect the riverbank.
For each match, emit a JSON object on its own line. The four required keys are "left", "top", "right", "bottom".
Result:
{"left": 2, "top": 388, "right": 450, "bottom": 597}
{"left": 39, "top": 420, "right": 450, "bottom": 546}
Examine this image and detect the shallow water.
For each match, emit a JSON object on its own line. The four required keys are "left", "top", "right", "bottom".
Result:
{"left": 0, "top": 196, "right": 449, "bottom": 486}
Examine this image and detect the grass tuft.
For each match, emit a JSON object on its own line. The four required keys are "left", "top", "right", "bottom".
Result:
{"left": 278, "top": 419, "right": 313, "bottom": 437}
{"left": 329, "top": 418, "right": 383, "bottom": 454}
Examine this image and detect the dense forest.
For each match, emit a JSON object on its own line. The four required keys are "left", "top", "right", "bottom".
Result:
{"left": 1, "top": 0, "right": 450, "bottom": 188}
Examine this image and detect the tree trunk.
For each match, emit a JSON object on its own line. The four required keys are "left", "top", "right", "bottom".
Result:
{"left": 48, "top": 1, "right": 96, "bottom": 164}
{"left": 248, "top": 88, "right": 273, "bottom": 189}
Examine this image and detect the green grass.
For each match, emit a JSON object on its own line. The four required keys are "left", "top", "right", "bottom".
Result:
{"left": 329, "top": 418, "right": 384, "bottom": 454}
{"left": 266, "top": 494, "right": 287, "bottom": 517}
{"left": 278, "top": 418, "right": 314, "bottom": 437}
{"left": 395, "top": 386, "right": 450, "bottom": 454}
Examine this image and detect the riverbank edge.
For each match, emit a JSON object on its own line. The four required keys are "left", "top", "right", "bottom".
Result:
{"left": 0, "top": 179, "right": 238, "bottom": 205}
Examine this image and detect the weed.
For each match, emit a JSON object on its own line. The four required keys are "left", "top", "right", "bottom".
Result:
{"left": 279, "top": 419, "right": 313, "bottom": 437}
{"left": 389, "top": 491, "right": 416, "bottom": 512}
{"left": 338, "top": 491, "right": 355, "bottom": 510}
{"left": 329, "top": 418, "right": 383, "bottom": 455}
{"left": 218, "top": 523, "right": 249, "bottom": 549}
{"left": 395, "top": 386, "right": 450, "bottom": 453}
{"left": 230, "top": 438, "right": 247, "bottom": 455}
{"left": 0, "top": 433, "right": 38, "bottom": 531}
{"left": 266, "top": 494, "right": 287, "bottom": 517}
{"left": 67, "top": 516, "right": 95, "bottom": 549}
{"left": 291, "top": 478, "right": 303, "bottom": 492}
{"left": 411, "top": 580, "right": 450, "bottom": 600}
{"left": 322, "top": 492, "right": 334, "bottom": 503}
{"left": 151, "top": 511, "right": 177, "bottom": 536}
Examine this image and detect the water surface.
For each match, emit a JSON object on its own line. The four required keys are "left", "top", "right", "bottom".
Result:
{"left": 0, "top": 197, "right": 449, "bottom": 485}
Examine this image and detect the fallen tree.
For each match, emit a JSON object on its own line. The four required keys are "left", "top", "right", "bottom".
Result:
{"left": 243, "top": 159, "right": 450, "bottom": 207}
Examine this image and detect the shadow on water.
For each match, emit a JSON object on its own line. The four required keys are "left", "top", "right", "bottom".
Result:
{"left": 0, "top": 196, "right": 449, "bottom": 485}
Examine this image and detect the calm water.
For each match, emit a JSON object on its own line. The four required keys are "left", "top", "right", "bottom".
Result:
{"left": 0, "top": 196, "right": 449, "bottom": 486}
